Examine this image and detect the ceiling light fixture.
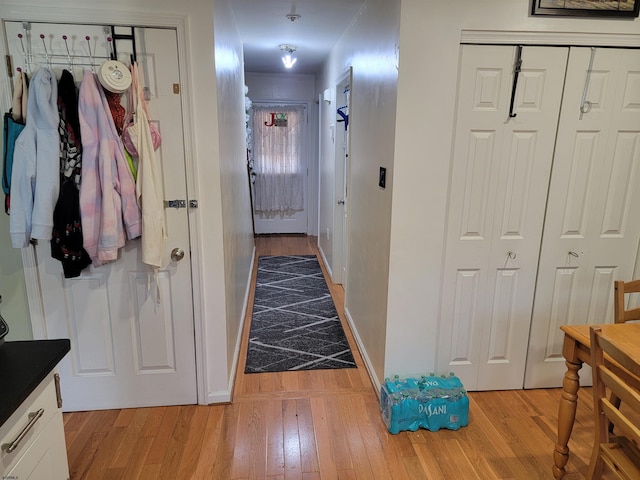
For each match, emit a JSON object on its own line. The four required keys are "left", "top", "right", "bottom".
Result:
{"left": 280, "top": 44, "right": 297, "bottom": 69}
{"left": 285, "top": 12, "right": 301, "bottom": 22}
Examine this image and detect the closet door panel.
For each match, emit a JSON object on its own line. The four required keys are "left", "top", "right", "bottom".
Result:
{"left": 439, "top": 45, "right": 568, "bottom": 390}
{"left": 525, "top": 48, "right": 640, "bottom": 389}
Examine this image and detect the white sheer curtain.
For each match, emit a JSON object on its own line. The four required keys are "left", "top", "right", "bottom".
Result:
{"left": 251, "top": 105, "right": 305, "bottom": 212}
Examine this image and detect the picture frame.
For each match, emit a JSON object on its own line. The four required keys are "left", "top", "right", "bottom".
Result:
{"left": 531, "top": 0, "right": 640, "bottom": 17}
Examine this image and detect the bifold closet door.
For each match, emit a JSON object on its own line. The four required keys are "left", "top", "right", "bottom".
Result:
{"left": 524, "top": 48, "right": 640, "bottom": 389}
{"left": 438, "top": 45, "right": 568, "bottom": 391}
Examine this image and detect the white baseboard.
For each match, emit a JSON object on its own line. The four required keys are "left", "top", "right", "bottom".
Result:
{"left": 343, "top": 306, "right": 382, "bottom": 398}
{"left": 222, "top": 245, "right": 256, "bottom": 404}
{"left": 207, "top": 390, "right": 232, "bottom": 404}
{"left": 318, "top": 243, "right": 333, "bottom": 280}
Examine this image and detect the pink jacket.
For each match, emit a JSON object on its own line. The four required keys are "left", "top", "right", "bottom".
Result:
{"left": 79, "top": 71, "right": 141, "bottom": 266}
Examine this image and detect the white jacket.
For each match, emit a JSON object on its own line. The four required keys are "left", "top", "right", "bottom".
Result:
{"left": 10, "top": 68, "right": 59, "bottom": 248}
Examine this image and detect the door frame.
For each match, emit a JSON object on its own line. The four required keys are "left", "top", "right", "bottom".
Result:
{"left": 0, "top": 7, "right": 208, "bottom": 405}
{"left": 333, "top": 68, "right": 352, "bottom": 286}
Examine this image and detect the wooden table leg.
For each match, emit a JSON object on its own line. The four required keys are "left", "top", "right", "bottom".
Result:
{"left": 553, "top": 358, "right": 582, "bottom": 480}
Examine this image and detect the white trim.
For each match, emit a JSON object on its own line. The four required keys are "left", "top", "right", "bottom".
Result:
{"left": 225, "top": 245, "right": 256, "bottom": 403}
{"left": 344, "top": 306, "right": 381, "bottom": 398}
{"left": 207, "top": 390, "right": 232, "bottom": 404}
{"left": 1, "top": 5, "right": 207, "bottom": 404}
{"left": 461, "top": 29, "right": 640, "bottom": 47}
{"left": 318, "top": 242, "right": 334, "bottom": 281}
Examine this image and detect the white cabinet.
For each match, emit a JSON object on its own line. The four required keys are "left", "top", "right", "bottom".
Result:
{"left": 1, "top": 372, "right": 69, "bottom": 479}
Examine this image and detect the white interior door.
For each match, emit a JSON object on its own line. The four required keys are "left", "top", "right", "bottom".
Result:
{"left": 525, "top": 48, "right": 640, "bottom": 388}
{"left": 252, "top": 103, "right": 309, "bottom": 234}
{"left": 438, "top": 45, "right": 568, "bottom": 390}
{"left": 4, "top": 22, "right": 197, "bottom": 410}
{"left": 334, "top": 72, "right": 351, "bottom": 285}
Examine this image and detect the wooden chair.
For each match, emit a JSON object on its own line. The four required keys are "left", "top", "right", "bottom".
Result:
{"left": 614, "top": 280, "right": 640, "bottom": 324}
{"left": 587, "top": 327, "right": 640, "bottom": 480}
{"left": 610, "top": 280, "right": 640, "bottom": 431}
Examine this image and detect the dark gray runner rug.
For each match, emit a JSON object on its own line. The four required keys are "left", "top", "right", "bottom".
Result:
{"left": 244, "top": 255, "right": 357, "bottom": 373}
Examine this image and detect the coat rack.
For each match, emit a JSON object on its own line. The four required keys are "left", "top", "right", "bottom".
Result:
{"left": 13, "top": 22, "right": 136, "bottom": 75}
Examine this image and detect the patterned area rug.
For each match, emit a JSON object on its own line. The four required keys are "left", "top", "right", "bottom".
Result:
{"left": 244, "top": 255, "right": 357, "bottom": 373}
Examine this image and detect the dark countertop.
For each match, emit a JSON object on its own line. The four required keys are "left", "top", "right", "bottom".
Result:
{"left": 0, "top": 339, "right": 71, "bottom": 427}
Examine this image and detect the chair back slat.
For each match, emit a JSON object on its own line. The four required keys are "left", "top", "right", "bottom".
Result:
{"left": 588, "top": 326, "right": 640, "bottom": 479}
{"left": 615, "top": 280, "right": 640, "bottom": 324}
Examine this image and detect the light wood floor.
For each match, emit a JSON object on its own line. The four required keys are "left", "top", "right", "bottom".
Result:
{"left": 64, "top": 235, "right": 604, "bottom": 479}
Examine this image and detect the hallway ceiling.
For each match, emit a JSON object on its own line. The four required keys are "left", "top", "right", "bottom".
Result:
{"left": 230, "top": 0, "right": 367, "bottom": 75}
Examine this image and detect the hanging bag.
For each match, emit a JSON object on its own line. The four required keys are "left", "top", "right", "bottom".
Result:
{"left": 121, "top": 62, "right": 161, "bottom": 157}
{"left": 2, "top": 112, "right": 25, "bottom": 214}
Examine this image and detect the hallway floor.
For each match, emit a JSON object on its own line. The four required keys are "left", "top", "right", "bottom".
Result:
{"left": 63, "top": 235, "right": 607, "bottom": 479}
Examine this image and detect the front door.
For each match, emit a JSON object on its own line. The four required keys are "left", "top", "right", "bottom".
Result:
{"left": 4, "top": 22, "right": 197, "bottom": 410}
{"left": 252, "top": 103, "right": 309, "bottom": 234}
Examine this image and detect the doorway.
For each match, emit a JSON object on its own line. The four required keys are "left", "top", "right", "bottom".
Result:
{"left": 251, "top": 102, "right": 311, "bottom": 234}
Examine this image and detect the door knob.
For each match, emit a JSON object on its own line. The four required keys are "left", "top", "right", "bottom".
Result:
{"left": 171, "top": 248, "right": 185, "bottom": 262}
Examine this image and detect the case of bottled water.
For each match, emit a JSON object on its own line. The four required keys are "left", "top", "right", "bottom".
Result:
{"left": 380, "top": 373, "right": 469, "bottom": 434}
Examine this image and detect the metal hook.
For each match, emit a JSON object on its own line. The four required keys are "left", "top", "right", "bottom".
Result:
{"left": 507, "top": 251, "right": 517, "bottom": 260}
{"left": 86, "top": 35, "right": 95, "bottom": 71}
{"left": 40, "top": 34, "right": 51, "bottom": 68}
{"left": 17, "top": 33, "right": 29, "bottom": 74}
{"left": 579, "top": 47, "right": 596, "bottom": 120}
{"left": 508, "top": 45, "right": 523, "bottom": 119}
{"left": 62, "top": 35, "right": 73, "bottom": 69}
{"left": 17, "top": 33, "right": 26, "bottom": 55}
{"left": 107, "top": 36, "right": 114, "bottom": 60}
{"left": 569, "top": 251, "right": 579, "bottom": 258}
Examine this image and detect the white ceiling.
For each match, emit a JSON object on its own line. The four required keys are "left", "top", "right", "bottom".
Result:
{"left": 230, "top": 0, "right": 367, "bottom": 75}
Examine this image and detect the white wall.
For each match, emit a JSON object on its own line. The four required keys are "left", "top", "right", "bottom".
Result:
{"left": 245, "top": 72, "right": 316, "bottom": 102}
{"left": 212, "top": 0, "right": 256, "bottom": 397}
{"left": 319, "top": 0, "right": 401, "bottom": 384}
{"left": 385, "top": 0, "right": 640, "bottom": 379}
{"left": 0, "top": 0, "right": 254, "bottom": 403}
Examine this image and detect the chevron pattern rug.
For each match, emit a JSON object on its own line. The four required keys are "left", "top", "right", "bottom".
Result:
{"left": 244, "top": 255, "right": 357, "bottom": 373}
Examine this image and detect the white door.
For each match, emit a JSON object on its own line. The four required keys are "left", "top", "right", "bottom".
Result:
{"left": 438, "top": 45, "right": 568, "bottom": 390}
{"left": 524, "top": 48, "right": 640, "bottom": 388}
{"left": 4, "top": 22, "right": 197, "bottom": 410}
{"left": 252, "top": 103, "right": 309, "bottom": 234}
{"left": 334, "top": 72, "right": 351, "bottom": 285}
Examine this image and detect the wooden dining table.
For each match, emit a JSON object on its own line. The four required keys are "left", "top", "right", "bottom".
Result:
{"left": 553, "top": 323, "right": 640, "bottom": 479}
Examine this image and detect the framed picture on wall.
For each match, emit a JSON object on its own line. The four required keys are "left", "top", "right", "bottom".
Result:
{"left": 531, "top": 0, "right": 640, "bottom": 17}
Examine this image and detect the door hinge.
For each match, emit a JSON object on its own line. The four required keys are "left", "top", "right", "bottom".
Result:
{"left": 173, "top": 83, "right": 180, "bottom": 94}
{"left": 54, "top": 373, "right": 63, "bottom": 408}
{"left": 5, "top": 55, "right": 13, "bottom": 78}
{"left": 189, "top": 200, "right": 198, "bottom": 209}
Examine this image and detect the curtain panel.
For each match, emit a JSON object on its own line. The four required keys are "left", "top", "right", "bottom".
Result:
{"left": 251, "top": 105, "right": 305, "bottom": 212}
